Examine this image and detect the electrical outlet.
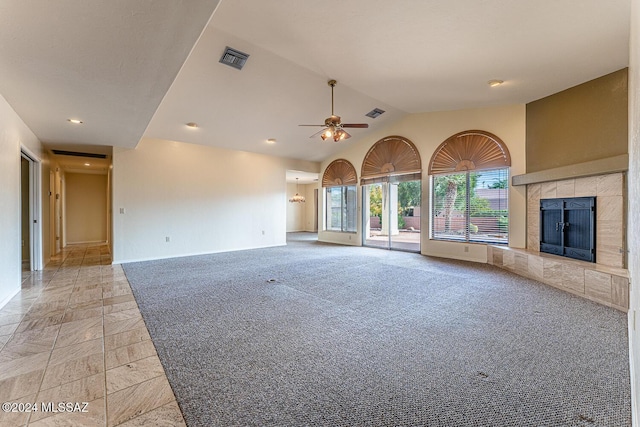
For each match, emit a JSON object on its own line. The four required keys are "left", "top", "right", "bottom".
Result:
{"left": 262, "top": 230, "right": 265, "bottom": 235}
{"left": 464, "top": 246, "right": 469, "bottom": 253}
{"left": 165, "top": 236, "right": 171, "bottom": 242}
{"left": 119, "top": 208, "right": 125, "bottom": 214}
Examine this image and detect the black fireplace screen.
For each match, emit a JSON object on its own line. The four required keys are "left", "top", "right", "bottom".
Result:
{"left": 540, "top": 197, "right": 595, "bottom": 262}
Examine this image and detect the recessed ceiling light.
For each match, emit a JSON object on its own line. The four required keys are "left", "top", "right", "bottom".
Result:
{"left": 488, "top": 79, "right": 504, "bottom": 87}
{"left": 266, "top": 138, "right": 276, "bottom": 144}
{"left": 84, "top": 163, "right": 91, "bottom": 166}
{"left": 186, "top": 122, "right": 198, "bottom": 128}
{"left": 67, "top": 118, "right": 83, "bottom": 124}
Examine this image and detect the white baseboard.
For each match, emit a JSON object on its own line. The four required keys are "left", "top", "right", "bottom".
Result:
{"left": 0, "top": 286, "right": 22, "bottom": 311}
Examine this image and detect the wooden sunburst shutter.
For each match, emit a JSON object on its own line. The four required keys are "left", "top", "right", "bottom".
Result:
{"left": 360, "top": 136, "right": 422, "bottom": 185}
{"left": 428, "top": 130, "right": 511, "bottom": 175}
{"left": 322, "top": 159, "right": 357, "bottom": 187}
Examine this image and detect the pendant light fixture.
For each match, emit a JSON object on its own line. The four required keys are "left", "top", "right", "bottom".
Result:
{"left": 289, "top": 178, "right": 306, "bottom": 203}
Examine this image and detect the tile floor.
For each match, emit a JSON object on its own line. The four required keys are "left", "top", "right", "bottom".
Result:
{"left": 0, "top": 244, "right": 185, "bottom": 426}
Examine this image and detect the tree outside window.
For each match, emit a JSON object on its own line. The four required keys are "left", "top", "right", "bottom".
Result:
{"left": 432, "top": 168, "right": 508, "bottom": 244}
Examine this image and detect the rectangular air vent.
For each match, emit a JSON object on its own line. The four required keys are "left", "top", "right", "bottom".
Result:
{"left": 219, "top": 47, "right": 249, "bottom": 70}
{"left": 366, "top": 108, "right": 385, "bottom": 119}
{"left": 51, "top": 150, "right": 108, "bottom": 159}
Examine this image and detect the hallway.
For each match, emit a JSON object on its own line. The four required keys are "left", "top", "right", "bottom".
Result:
{"left": 0, "top": 244, "right": 181, "bottom": 426}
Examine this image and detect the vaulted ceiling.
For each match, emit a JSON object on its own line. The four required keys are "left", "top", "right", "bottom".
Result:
{"left": 0, "top": 0, "right": 630, "bottom": 168}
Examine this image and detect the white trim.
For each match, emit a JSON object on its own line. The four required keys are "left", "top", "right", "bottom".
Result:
{"left": 20, "top": 146, "right": 43, "bottom": 271}
{"left": 113, "top": 243, "right": 286, "bottom": 265}
{"left": 0, "top": 286, "right": 21, "bottom": 311}
{"left": 67, "top": 240, "right": 108, "bottom": 245}
{"left": 629, "top": 310, "right": 637, "bottom": 427}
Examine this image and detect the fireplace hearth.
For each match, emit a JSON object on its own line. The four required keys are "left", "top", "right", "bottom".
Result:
{"left": 489, "top": 171, "right": 626, "bottom": 311}
{"left": 540, "top": 197, "right": 595, "bottom": 262}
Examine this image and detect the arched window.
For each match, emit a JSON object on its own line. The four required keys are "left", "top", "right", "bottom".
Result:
{"left": 360, "top": 136, "right": 422, "bottom": 252}
{"left": 323, "top": 159, "right": 357, "bottom": 232}
{"left": 323, "top": 159, "right": 358, "bottom": 187}
{"left": 429, "top": 130, "right": 511, "bottom": 244}
{"left": 361, "top": 136, "right": 422, "bottom": 184}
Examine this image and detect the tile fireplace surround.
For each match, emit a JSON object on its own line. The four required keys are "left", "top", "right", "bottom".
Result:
{"left": 489, "top": 171, "right": 629, "bottom": 312}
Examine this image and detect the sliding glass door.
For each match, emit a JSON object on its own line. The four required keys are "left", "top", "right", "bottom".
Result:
{"left": 363, "top": 180, "right": 421, "bottom": 252}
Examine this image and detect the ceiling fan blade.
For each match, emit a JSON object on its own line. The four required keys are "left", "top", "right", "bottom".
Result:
{"left": 299, "top": 124, "right": 325, "bottom": 127}
{"left": 342, "top": 123, "right": 369, "bottom": 128}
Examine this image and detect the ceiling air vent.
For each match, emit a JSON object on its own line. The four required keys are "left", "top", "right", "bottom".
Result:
{"left": 366, "top": 108, "right": 386, "bottom": 119}
{"left": 51, "top": 150, "right": 108, "bottom": 159}
{"left": 219, "top": 47, "right": 249, "bottom": 70}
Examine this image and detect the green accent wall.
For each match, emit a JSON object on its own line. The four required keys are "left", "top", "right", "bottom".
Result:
{"left": 526, "top": 68, "right": 628, "bottom": 173}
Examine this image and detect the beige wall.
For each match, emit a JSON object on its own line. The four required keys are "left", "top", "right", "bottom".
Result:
{"left": 628, "top": 0, "right": 639, "bottom": 424}
{"left": 319, "top": 104, "right": 527, "bottom": 262}
{"left": 112, "top": 138, "right": 319, "bottom": 263}
{"left": 65, "top": 173, "right": 108, "bottom": 244}
{"left": 526, "top": 69, "right": 628, "bottom": 173}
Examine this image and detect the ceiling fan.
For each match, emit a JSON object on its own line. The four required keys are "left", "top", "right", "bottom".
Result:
{"left": 299, "top": 79, "right": 369, "bottom": 142}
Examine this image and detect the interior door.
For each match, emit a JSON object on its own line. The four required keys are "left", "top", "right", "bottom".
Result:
{"left": 21, "top": 156, "right": 30, "bottom": 270}
{"left": 50, "top": 171, "right": 56, "bottom": 257}
{"left": 55, "top": 173, "right": 62, "bottom": 254}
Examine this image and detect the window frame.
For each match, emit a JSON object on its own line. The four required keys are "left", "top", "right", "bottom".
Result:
{"left": 325, "top": 185, "right": 357, "bottom": 233}
{"left": 431, "top": 167, "right": 509, "bottom": 245}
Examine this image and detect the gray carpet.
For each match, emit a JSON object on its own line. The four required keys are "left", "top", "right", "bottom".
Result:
{"left": 123, "top": 233, "right": 631, "bottom": 426}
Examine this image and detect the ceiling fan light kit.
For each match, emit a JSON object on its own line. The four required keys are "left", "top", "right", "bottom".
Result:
{"left": 321, "top": 127, "right": 349, "bottom": 142}
{"left": 299, "top": 79, "right": 369, "bottom": 142}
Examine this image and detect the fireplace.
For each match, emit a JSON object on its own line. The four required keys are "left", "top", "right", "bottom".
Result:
{"left": 488, "top": 171, "right": 627, "bottom": 311}
{"left": 540, "top": 197, "right": 595, "bottom": 262}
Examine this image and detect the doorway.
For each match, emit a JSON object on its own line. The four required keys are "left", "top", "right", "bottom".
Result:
{"left": 20, "top": 149, "right": 43, "bottom": 271}
{"left": 363, "top": 180, "right": 421, "bottom": 252}
{"left": 285, "top": 170, "right": 319, "bottom": 238}
{"left": 21, "top": 157, "right": 30, "bottom": 270}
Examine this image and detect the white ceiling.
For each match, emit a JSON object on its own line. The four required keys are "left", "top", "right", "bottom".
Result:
{"left": 0, "top": 0, "right": 631, "bottom": 168}
{"left": 0, "top": 0, "right": 221, "bottom": 172}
